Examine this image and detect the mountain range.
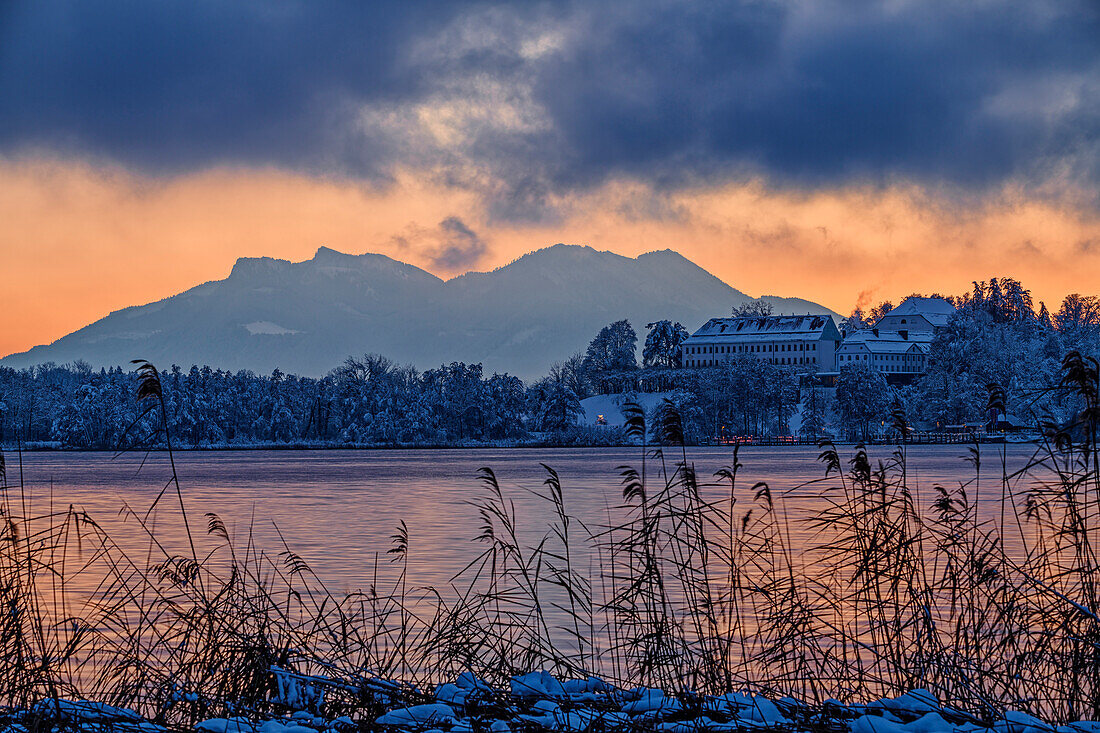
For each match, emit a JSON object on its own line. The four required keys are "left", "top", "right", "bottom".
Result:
{"left": 0, "top": 244, "right": 837, "bottom": 380}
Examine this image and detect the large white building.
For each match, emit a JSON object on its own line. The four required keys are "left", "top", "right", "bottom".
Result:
{"left": 836, "top": 297, "right": 956, "bottom": 380}
{"left": 681, "top": 315, "right": 842, "bottom": 371}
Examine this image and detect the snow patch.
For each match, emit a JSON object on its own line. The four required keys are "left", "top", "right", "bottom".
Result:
{"left": 244, "top": 321, "right": 301, "bottom": 336}
{"left": 579, "top": 392, "right": 674, "bottom": 427}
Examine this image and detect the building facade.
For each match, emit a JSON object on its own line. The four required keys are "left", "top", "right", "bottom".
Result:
{"left": 835, "top": 329, "right": 930, "bottom": 375}
{"left": 681, "top": 315, "right": 842, "bottom": 371}
{"left": 836, "top": 296, "right": 956, "bottom": 382}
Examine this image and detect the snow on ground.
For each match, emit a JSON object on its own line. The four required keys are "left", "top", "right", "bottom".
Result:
{"left": 788, "top": 402, "right": 804, "bottom": 435}
{"left": 581, "top": 391, "right": 808, "bottom": 436}
{"left": 244, "top": 321, "right": 302, "bottom": 336}
{"left": 20, "top": 675, "right": 1100, "bottom": 733}
{"left": 578, "top": 392, "right": 673, "bottom": 427}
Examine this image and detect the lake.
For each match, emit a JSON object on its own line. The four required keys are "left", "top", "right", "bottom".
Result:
{"left": 6, "top": 443, "right": 1047, "bottom": 595}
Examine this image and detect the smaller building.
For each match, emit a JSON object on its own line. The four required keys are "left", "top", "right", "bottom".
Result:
{"left": 874, "top": 297, "right": 956, "bottom": 333}
{"left": 681, "top": 315, "right": 842, "bottom": 371}
{"left": 836, "top": 296, "right": 956, "bottom": 383}
{"left": 835, "top": 329, "right": 930, "bottom": 382}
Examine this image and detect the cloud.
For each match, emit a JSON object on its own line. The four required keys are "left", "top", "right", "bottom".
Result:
{"left": 391, "top": 215, "right": 490, "bottom": 272}
{"left": 0, "top": 0, "right": 482, "bottom": 178}
{"left": 530, "top": 0, "right": 1100, "bottom": 194}
{"left": 430, "top": 216, "right": 489, "bottom": 270}
{"left": 0, "top": 0, "right": 1096, "bottom": 216}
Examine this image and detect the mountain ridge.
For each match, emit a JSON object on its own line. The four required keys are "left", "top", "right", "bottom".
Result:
{"left": 1, "top": 244, "right": 839, "bottom": 380}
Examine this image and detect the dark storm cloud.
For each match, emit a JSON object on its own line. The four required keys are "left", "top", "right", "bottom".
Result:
{"left": 0, "top": 0, "right": 480, "bottom": 177}
{"left": 390, "top": 216, "right": 490, "bottom": 271}
{"left": 430, "top": 216, "right": 488, "bottom": 271}
{"left": 0, "top": 0, "right": 1097, "bottom": 198}
{"left": 529, "top": 0, "right": 1100, "bottom": 191}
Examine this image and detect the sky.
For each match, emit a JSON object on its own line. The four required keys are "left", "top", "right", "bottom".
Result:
{"left": 1, "top": 0, "right": 1098, "bottom": 358}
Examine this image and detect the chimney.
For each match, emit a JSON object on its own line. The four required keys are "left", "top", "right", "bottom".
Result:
{"left": 900, "top": 329, "right": 908, "bottom": 340}
{"left": 872, "top": 328, "right": 879, "bottom": 337}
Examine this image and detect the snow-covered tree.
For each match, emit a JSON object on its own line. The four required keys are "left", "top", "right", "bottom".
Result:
{"left": 528, "top": 371, "right": 582, "bottom": 432}
{"left": 843, "top": 301, "right": 894, "bottom": 332}
{"left": 583, "top": 321, "right": 638, "bottom": 394}
{"left": 643, "top": 320, "right": 690, "bottom": 368}
{"left": 584, "top": 320, "right": 638, "bottom": 373}
{"left": 800, "top": 379, "right": 829, "bottom": 439}
{"left": 835, "top": 364, "right": 890, "bottom": 441}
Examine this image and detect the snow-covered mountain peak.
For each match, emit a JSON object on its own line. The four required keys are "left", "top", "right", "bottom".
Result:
{"left": 2, "top": 245, "right": 838, "bottom": 379}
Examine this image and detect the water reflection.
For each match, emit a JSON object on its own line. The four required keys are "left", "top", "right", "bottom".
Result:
{"left": 9, "top": 444, "right": 1042, "bottom": 596}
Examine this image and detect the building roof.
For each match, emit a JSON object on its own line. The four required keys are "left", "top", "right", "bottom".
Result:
{"left": 841, "top": 329, "right": 932, "bottom": 349}
{"left": 685, "top": 315, "right": 841, "bottom": 344}
{"left": 879, "top": 297, "right": 957, "bottom": 328}
{"left": 841, "top": 339, "right": 928, "bottom": 355}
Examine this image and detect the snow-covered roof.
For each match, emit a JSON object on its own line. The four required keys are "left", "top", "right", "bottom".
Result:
{"left": 841, "top": 340, "right": 928, "bottom": 355}
{"left": 686, "top": 315, "right": 841, "bottom": 344}
{"left": 879, "top": 297, "right": 956, "bottom": 328}
{"left": 840, "top": 329, "right": 930, "bottom": 354}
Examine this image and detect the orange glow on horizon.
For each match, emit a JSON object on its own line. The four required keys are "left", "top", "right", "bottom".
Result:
{"left": 2, "top": 157, "right": 1099, "bottom": 361}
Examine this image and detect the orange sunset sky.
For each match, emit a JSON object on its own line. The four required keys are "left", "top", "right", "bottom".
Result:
{"left": 3, "top": 157, "right": 1099, "bottom": 359}
{"left": 1, "top": 1, "right": 1098, "bottom": 359}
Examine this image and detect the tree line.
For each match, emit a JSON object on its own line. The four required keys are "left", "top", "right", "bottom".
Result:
{"left": 0, "top": 282, "right": 1097, "bottom": 447}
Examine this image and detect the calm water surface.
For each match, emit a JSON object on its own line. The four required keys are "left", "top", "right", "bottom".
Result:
{"left": 7, "top": 445, "right": 1046, "bottom": 594}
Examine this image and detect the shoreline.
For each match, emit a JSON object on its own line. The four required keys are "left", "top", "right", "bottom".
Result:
{"left": 11, "top": 676, "right": 1080, "bottom": 733}
{"left": 0, "top": 437, "right": 1040, "bottom": 453}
